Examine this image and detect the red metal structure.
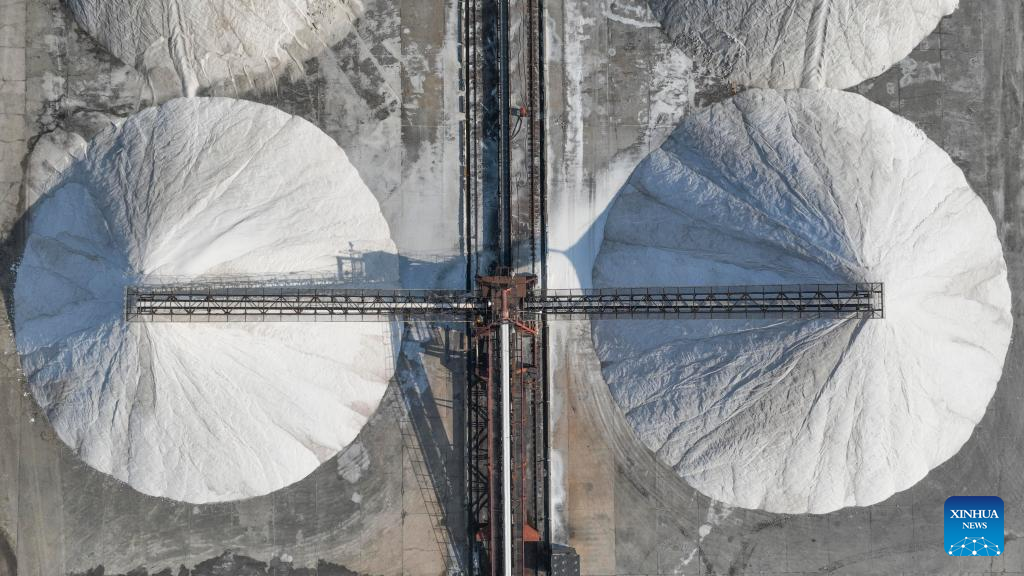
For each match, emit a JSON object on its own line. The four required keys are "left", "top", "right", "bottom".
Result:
{"left": 470, "top": 274, "right": 546, "bottom": 576}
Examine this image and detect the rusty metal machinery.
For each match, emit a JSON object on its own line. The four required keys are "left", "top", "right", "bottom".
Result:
{"left": 469, "top": 275, "right": 545, "bottom": 576}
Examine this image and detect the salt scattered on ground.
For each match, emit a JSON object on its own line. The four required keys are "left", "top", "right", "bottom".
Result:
{"left": 649, "top": 0, "right": 958, "bottom": 89}
{"left": 337, "top": 441, "right": 371, "bottom": 484}
{"left": 14, "top": 97, "right": 399, "bottom": 504}
{"left": 592, "top": 89, "right": 1013, "bottom": 513}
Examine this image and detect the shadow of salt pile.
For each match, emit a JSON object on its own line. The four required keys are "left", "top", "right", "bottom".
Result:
{"left": 0, "top": 529, "right": 14, "bottom": 576}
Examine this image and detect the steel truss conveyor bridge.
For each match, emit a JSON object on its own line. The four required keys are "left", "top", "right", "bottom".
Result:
{"left": 126, "top": 282, "right": 884, "bottom": 323}
{"left": 124, "top": 0, "right": 885, "bottom": 575}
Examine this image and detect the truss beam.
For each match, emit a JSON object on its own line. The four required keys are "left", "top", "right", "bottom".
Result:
{"left": 125, "top": 287, "right": 484, "bottom": 322}
{"left": 526, "top": 283, "right": 884, "bottom": 320}
{"left": 126, "top": 283, "right": 883, "bottom": 322}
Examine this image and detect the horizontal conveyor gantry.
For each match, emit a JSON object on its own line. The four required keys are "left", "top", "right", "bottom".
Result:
{"left": 125, "top": 286, "right": 486, "bottom": 322}
{"left": 124, "top": 274, "right": 883, "bottom": 576}
{"left": 125, "top": 282, "right": 884, "bottom": 322}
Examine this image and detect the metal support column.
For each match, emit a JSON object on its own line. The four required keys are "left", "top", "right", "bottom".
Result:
{"left": 500, "top": 322, "right": 513, "bottom": 576}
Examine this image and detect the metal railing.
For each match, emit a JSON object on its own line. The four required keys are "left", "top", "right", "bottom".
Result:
{"left": 125, "top": 283, "right": 882, "bottom": 322}
{"left": 525, "top": 283, "right": 884, "bottom": 320}
{"left": 125, "top": 286, "right": 483, "bottom": 322}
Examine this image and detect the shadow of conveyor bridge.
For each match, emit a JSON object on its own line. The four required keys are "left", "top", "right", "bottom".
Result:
{"left": 390, "top": 321, "right": 468, "bottom": 576}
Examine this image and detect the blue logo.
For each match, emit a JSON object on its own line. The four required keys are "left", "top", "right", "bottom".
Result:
{"left": 945, "top": 496, "right": 1003, "bottom": 557}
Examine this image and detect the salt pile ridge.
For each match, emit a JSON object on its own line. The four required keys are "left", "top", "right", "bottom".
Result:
{"left": 14, "top": 98, "right": 399, "bottom": 504}
{"left": 592, "top": 89, "right": 1012, "bottom": 513}
{"left": 66, "top": 0, "right": 362, "bottom": 97}
{"left": 648, "top": 0, "right": 958, "bottom": 89}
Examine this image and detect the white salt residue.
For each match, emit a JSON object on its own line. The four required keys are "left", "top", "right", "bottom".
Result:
{"left": 546, "top": 0, "right": 594, "bottom": 290}
{"left": 549, "top": 449, "right": 568, "bottom": 543}
{"left": 65, "top": 0, "right": 364, "bottom": 99}
{"left": 602, "top": 11, "right": 659, "bottom": 29}
{"left": 649, "top": 47, "right": 694, "bottom": 132}
{"left": 649, "top": 0, "right": 957, "bottom": 89}
{"left": 337, "top": 441, "right": 371, "bottom": 484}
{"left": 602, "top": 0, "right": 659, "bottom": 28}
{"left": 548, "top": 151, "right": 648, "bottom": 291}
{"left": 681, "top": 502, "right": 733, "bottom": 567}
{"left": 699, "top": 502, "right": 732, "bottom": 542}
{"left": 592, "top": 89, "right": 1013, "bottom": 514}
{"left": 549, "top": 4, "right": 696, "bottom": 291}
{"left": 14, "top": 98, "right": 399, "bottom": 504}
{"left": 898, "top": 56, "right": 943, "bottom": 87}
{"left": 19, "top": 130, "right": 88, "bottom": 207}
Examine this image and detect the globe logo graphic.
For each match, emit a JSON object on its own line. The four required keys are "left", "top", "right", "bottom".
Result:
{"left": 945, "top": 496, "right": 1004, "bottom": 558}
{"left": 948, "top": 537, "right": 1001, "bottom": 556}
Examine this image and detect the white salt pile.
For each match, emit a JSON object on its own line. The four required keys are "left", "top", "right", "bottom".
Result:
{"left": 648, "top": 0, "right": 958, "bottom": 89}
{"left": 66, "top": 0, "right": 361, "bottom": 97}
{"left": 14, "top": 98, "right": 399, "bottom": 504}
{"left": 592, "top": 89, "right": 1012, "bottom": 513}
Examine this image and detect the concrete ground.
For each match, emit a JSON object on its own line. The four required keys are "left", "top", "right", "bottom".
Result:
{"left": 0, "top": 0, "right": 1021, "bottom": 575}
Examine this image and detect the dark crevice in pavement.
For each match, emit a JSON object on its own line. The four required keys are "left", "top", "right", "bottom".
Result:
{"left": 68, "top": 551, "right": 374, "bottom": 576}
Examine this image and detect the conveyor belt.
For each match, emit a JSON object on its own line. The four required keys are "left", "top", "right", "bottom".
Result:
{"left": 125, "top": 283, "right": 883, "bottom": 322}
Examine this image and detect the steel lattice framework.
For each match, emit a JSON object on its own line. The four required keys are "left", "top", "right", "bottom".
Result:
{"left": 125, "top": 286, "right": 484, "bottom": 322}
{"left": 526, "top": 283, "right": 884, "bottom": 320}
{"left": 125, "top": 282, "right": 883, "bottom": 322}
